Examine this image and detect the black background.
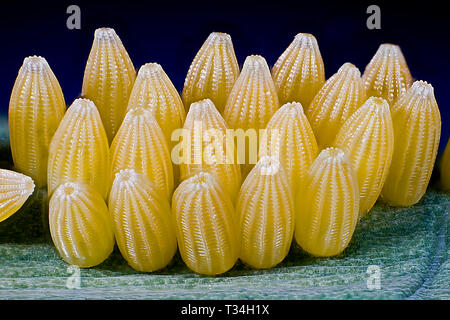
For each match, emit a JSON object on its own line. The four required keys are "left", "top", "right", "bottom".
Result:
{"left": 1, "top": 0, "right": 448, "bottom": 152}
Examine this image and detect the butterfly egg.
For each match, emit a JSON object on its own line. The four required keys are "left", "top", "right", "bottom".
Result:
{"left": 223, "top": 55, "right": 279, "bottom": 176}
{"left": 295, "top": 147, "right": 359, "bottom": 257}
{"left": 262, "top": 102, "right": 318, "bottom": 193}
{"left": 182, "top": 32, "right": 240, "bottom": 113}
{"left": 82, "top": 27, "right": 136, "bottom": 143}
{"left": 362, "top": 43, "right": 413, "bottom": 106}
{"left": 333, "top": 97, "right": 393, "bottom": 216}
{"left": 109, "top": 169, "right": 177, "bottom": 272}
{"left": 272, "top": 33, "right": 325, "bottom": 108}
{"left": 128, "top": 63, "right": 185, "bottom": 183}
{"left": 49, "top": 182, "right": 114, "bottom": 268}
{"left": 180, "top": 99, "right": 241, "bottom": 201}
{"left": 111, "top": 107, "right": 173, "bottom": 199}
{"left": 381, "top": 81, "right": 441, "bottom": 206}
{"left": 237, "top": 156, "right": 294, "bottom": 269}
{"left": 307, "top": 63, "right": 366, "bottom": 149}
{"left": 128, "top": 63, "right": 185, "bottom": 146}
{"left": 48, "top": 98, "right": 110, "bottom": 199}
{"left": 0, "top": 169, "right": 35, "bottom": 222}
{"left": 9, "top": 56, "right": 66, "bottom": 187}
{"left": 172, "top": 172, "right": 239, "bottom": 275}
{"left": 224, "top": 55, "right": 279, "bottom": 130}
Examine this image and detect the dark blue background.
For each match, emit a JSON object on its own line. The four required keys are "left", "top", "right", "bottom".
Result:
{"left": 1, "top": 0, "right": 448, "bottom": 152}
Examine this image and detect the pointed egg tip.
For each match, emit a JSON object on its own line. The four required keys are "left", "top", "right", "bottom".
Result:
{"left": 138, "top": 62, "right": 163, "bottom": 78}
{"left": 293, "top": 33, "right": 318, "bottom": 46}
{"left": 337, "top": 62, "right": 361, "bottom": 78}
{"left": 94, "top": 27, "right": 118, "bottom": 41}
{"left": 189, "top": 98, "right": 216, "bottom": 113}
{"left": 187, "top": 171, "right": 216, "bottom": 189}
{"left": 279, "top": 101, "right": 305, "bottom": 115}
{"left": 71, "top": 98, "right": 97, "bottom": 112}
{"left": 243, "top": 55, "right": 269, "bottom": 71}
{"left": 365, "top": 96, "right": 390, "bottom": 111}
{"left": 54, "top": 182, "right": 82, "bottom": 199}
{"left": 207, "top": 32, "right": 232, "bottom": 43}
{"left": 67, "top": 98, "right": 101, "bottom": 120}
{"left": 410, "top": 80, "right": 434, "bottom": 98}
{"left": 318, "top": 147, "right": 347, "bottom": 163}
{"left": 113, "top": 169, "right": 149, "bottom": 187}
{"left": 23, "top": 175, "right": 35, "bottom": 197}
{"left": 187, "top": 99, "right": 223, "bottom": 124}
{"left": 256, "top": 156, "right": 282, "bottom": 176}
{"left": 22, "top": 55, "right": 49, "bottom": 73}
{"left": 380, "top": 43, "right": 400, "bottom": 49}
{"left": 377, "top": 43, "right": 403, "bottom": 56}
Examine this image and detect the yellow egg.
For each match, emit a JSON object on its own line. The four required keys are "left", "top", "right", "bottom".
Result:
{"left": 47, "top": 98, "right": 110, "bottom": 199}
{"left": 334, "top": 97, "right": 394, "bottom": 216}
{"left": 109, "top": 169, "right": 177, "bottom": 272}
{"left": 110, "top": 107, "right": 173, "bottom": 199}
{"left": 295, "top": 147, "right": 359, "bottom": 257}
{"left": 127, "top": 62, "right": 185, "bottom": 183}
{"left": 49, "top": 182, "right": 114, "bottom": 268}
{"left": 0, "top": 169, "right": 35, "bottom": 222}
{"left": 82, "top": 27, "right": 136, "bottom": 143}
{"left": 381, "top": 81, "right": 441, "bottom": 206}
{"left": 362, "top": 43, "right": 413, "bottom": 106}
{"left": 172, "top": 172, "right": 239, "bottom": 275}
{"left": 180, "top": 99, "right": 241, "bottom": 201}
{"left": 307, "top": 63, "right": 366, "bottom": 149}
{"left": 237, "top": 156, "right": 294, "bottom": 269}
{"left": 9, "top": 56, "right": 66, "bottom": 187}
{"left": 263, "top": 102, "right": 318, "bottom": 193}
{"left": 182, "top": 32, "right": 240, "bottom": 113}
{"left": 223, "top": 55, "right": 280, "bottom": 176}
{"left": 272, "top": 33, "right": 325, "bottom": 108}
{"left": 128, "top": 62, "right": 185, "bottom": 148}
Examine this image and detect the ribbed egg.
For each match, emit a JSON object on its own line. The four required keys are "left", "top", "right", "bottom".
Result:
{"left": 172, "top": 172, "right": 239, "bottom": 275}
{"left": 334, "top": 97, "right": 394, "bottom": 216}
{"left": 82, "top": 27, "right": 136, "bottom": 143}
{"left": 362, "top": 43, "right": 413, "bottom": 106}
{"left": 223, "top": 55, "right": 280, "bottom": 176}
{"left": 110, "top": 107, "right": 173, "bottom": 199}
{"left": 237, "top": 156, "right": 294, "bottom": 269}
{"left": 0, "top": 169, "right": 35, "bottom": 222}
{"left": 262, "top": 102, "right": 318, "bottom": 192}
{"left": 272, "top": 33, "right": 325, "bottom": 108}
{"left": 47, "top": 98, "right": 110, "bottom": 199}
{"left": 180, "top": 99, "right": 241, "bottom": 201}
{"left": 127, "top": 62, "right": 185, "bottom": 182}
{"left": 381, "top": 81, "right": 441, "bottom": 206}
{"left": 49, "top": 182, "right": 114, "bottom": 267}
{"left": 182, "top": 32, "right": 240, "bottom": 113}
{"left": 109, "top": 169, "right": 177, "bottom": 272}
{"left": 307, "top": 63, "right": 366, "bottom": 149}
{"left": 295, "top": 148, "right": 359, "bottom": 257}
{"left": 9, "top": 56, "right": 66, "bottom": 187}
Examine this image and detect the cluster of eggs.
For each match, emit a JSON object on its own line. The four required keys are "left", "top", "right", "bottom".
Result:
{"left": 0, "top": 28, "right": 447, "bottom": 276}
